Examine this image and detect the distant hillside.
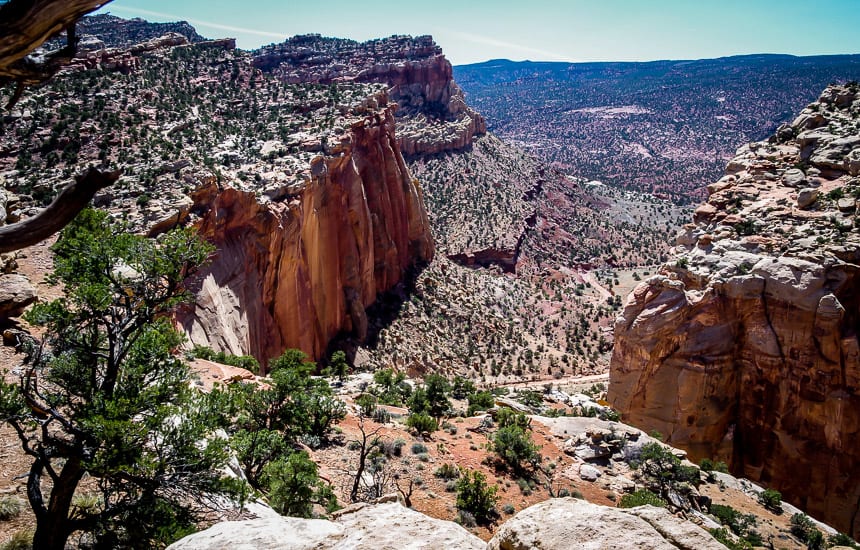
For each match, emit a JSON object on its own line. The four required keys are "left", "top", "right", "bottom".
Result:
{"left": 47, "top": 13, "right": 209, "bottom": 49}
{"left": 455, "top": 54, "right": 860, "bottom": 203}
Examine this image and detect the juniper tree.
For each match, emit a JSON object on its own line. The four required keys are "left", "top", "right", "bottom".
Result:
{"left": 0, "top": 209, "right": 240, "bottom": 549}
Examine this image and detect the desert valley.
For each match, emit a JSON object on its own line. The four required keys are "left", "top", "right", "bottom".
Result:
{"left": 0, "top": 2, "right": 859, "bottom": 549}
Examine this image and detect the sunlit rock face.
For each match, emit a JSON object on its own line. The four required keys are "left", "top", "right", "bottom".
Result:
{"left": 179, "top": 100, "right": 433, "bottom": 366}
{"left": 610, "top": 84, "right": 860, "bottom": 537}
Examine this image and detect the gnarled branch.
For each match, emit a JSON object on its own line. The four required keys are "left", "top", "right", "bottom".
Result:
{"left": 0, "top": 0, "right": 113, "bottom": 107}
{"left": 0, "top": 168, "right": 120, "bottom": 253}
{"left": 0, "top": 0, "right": 112, "bottom": 72}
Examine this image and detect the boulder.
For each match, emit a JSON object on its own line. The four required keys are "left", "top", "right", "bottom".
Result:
{"left": 781, "top": 168, "right": 807, "bottom": 187}
{"left": 796, "top": 187, "right": 819, "bottom": 209}
{"left": 0, "top": 274, "right": 36, "bottom": 319}
{"left": 579, "top": 464, "right": 602, "bottom": 481}
{"left": 168, "top": 501, "right": 484, "bottom": 550}
{"left": 487, "top": 499, "right": 725, "bottom": 550}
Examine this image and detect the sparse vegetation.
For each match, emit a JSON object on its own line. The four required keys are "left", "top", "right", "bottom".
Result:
{"left": 619, "top": 489, "right": 666, "bottom": 508}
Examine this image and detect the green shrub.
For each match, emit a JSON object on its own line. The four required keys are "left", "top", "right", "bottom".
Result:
{"left": 434, "top": 463, "right": 460, "bottom": 480}
{"left": 758, "top": 488, "right": 782, "bottom": 512}
{"left": 0, "top": 530, "right": 33, "bottom": 550}
{"left": 411, "top": 442, "right": 428, "bottom": 455}
{"left": 405, "top": 413, "right": 437, "bottom": 436}
{"left": 456, "top": 469, "right": 499, "bottom": 526}
{"left": 709, "top": 528, "right": 753, "bottom": 550}
{"left": 829, "top": 532, "right": 860, "bottom": 549}
{"left": 492, "top": 424, "right": 541, "bottom": 475}
{"left": 619, "top": 489, "right": 666, "bottom": 508}
{"left": 190, "top": 344, "right": 260, "bottom": 373}
{"left": 790, "top": 513, "right": 824, "bottom": 549}
{"left": 467, "top": 391, "right": 495, "bottom": 415}
{"left": 0, "top": 496, "right": 23, "bottom": 521}
{"left": 496, "top": 407, "right": 530, "bottom": 429}
{"left": 263, "top": 451, "right": 338, "bottom": 518}
{"left": 502, "top": 503, "right": 516, "bottom": 515}
{"left": 355, "top": 393, "right": 378, "bottom": 417}
{"left": 710, "top": 503, "right": 756, "bottom": 537}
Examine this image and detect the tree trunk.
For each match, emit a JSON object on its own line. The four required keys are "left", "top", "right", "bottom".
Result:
{"left": 32, "top": 456, "right": 84, "bottom": 550}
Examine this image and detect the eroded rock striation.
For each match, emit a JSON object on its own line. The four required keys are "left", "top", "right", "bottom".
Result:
{"left": 253, "top": 34, "right": 486, "bottom": 156}
{"left": 179, "top": 97, "right": 433, "bottom": 364}
{"left": 609, "top": 83, "right": 860, "bottom": 536}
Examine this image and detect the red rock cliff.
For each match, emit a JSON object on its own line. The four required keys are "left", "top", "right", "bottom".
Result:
{"left": 609, "top": 84, "right": 860, "bottom": 536}
{"left": 252, "top": 35, "right": 486, "bottom": 156}
{"left": 178, "top": 99, "right": 434, "bottom": 365}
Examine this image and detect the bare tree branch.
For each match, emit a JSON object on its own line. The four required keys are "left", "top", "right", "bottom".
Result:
{"left": 0, "top": 168, "right": 120, "bottom": 253}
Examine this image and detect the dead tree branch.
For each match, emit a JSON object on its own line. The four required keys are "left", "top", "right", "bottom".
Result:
{"left": 0, "top": 168, "right": 120, "bottom": 253}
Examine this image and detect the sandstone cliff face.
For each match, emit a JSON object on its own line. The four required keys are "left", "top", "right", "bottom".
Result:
{"left": 609, "top": 84, "right": 860, "bottom": 536}
{"left": 253, "top": 35, "right": 486, "bottom": 156}
{"left": 178, "top": 100, "right": 433, "bottom": 365}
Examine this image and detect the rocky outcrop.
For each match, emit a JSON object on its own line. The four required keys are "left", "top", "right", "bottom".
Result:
{"left": 487, "top": 499, "right": 725, "bottom": 550}
{"left": 253, "top": 34, "right": 486, "bottom": 156}
{"left": 178, "top": 99, "right": 434, "bottom": 365}
{"left": 609, "top": 84, "right": 860, "bottom": 536}
{"left": 166, "top": 500, "right": 484, "bottom": 550}
{"left": 168, "top": 498, "right": 726, "bottom": 550}
{"left": 67, "top": 34, "right": 236, "bottom": 74}
{"left": 0, "top": 274, "right": 36, "bottom": 319}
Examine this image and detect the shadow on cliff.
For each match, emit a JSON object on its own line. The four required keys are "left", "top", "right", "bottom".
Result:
{"left": 324, "top": 261, "right": 429, "bottom": 368}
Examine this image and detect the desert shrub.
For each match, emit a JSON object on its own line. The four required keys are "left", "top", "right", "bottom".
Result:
{"left": 435, "top": 463, "right": 460, "bottom": 480}
{"left": 467, "top": 390, "right": 495, "bottom": 415}
{"left": 710, "top": 504, "right": 757, "bottom": 537}
{"left": 829, "top": 533, "right": 860, "bottom": 549}
{"left": 355, "top": 393, "right": 378, "bottom": 417}
{"left": 709, "top": 528, "right": 753, "bottom": 550}
{"left": 0, "top": 530, "right": 33, "bottom": 550}
{"left": 502, "top": 503, "right": 516, "bottom": 515}
{"left": 457, "top": 510, "right": 477, "bottom": 528}
{"left": 619, "top": 489, "right": 666, "bottom": 508}
{"left": 790, "top": 513, "right": 824, "bottom": 549}
{"left": 451, "top": 376, "right": 476, "bottom": 399}
{"left": 384, "top": 438, "right": 405, "bottom": 457}
{"left": 0, "top": 496, "right": 23, "bottom": 521}
{"left": 516, "top": 389, "right": 543, "bottom": 409}
{"left": 634, "top": 442, "right": 701, "bottom": 502}
{"left": 263, "top": 452, "right": 338, "bottom": 518}
{"left": 456, "top": 469, "right": 499, "bottom": 525}
{"left": 405, "top": 413, "right": 438, "bottom": 436}
{"left": 411, "top": 442, "right": 428, "bottom": 455}
{"left": 372, "top": 407, "right": 391, "bottom": 424}
{"left": 190, "top": 344, "right": 260, "bottom": 373}
{"left": 495, "top": 407, "right": 530, "bottom": 429}
{"left": 758, "top": 488, "right": 782, "bottom": 513}
{"left": 492, "top": 424, "right": 541, "bottom": 476}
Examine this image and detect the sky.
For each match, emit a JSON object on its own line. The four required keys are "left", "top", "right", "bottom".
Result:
{"left": 95, "top": 0, "right": 860, "bottom": 65}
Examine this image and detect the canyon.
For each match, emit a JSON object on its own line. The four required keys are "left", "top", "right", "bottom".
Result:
{"left": 2, "top": 11, "right": 860, "bottom": 548}
{"left": 609, "top": 83, "right": 860, "bottom": 537}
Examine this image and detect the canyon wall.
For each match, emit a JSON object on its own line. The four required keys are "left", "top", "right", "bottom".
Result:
{"left": 178, "top": 101, "right": 433, "bottom": 365}
{"left": 609, "top": 84, "right": 860, "bottom": 536}
{"left": 253, "top": 34, "right": 486, "bottom": 156}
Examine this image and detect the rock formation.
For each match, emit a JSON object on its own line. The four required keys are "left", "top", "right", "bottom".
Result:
{"left": 167, "top": 498, "right": 727, "bottom": 550}
{"left": 178, "top": 97, "right": 434, "bottom": 364}
{"left": 166, "top": 500, "right": 484, "bottom": 550}
{"left": 253, "top": 34, "right": 487, "bottom": 156}
{"left": 609, "top": 83, "right": 860, "bottom": 536}
{"left": 488, "top": 498, "right": 726, "bottom": 550}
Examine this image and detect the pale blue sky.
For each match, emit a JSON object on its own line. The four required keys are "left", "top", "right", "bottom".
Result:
{"left": 96, "top": 1, "right": 860, "bottom": 65}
